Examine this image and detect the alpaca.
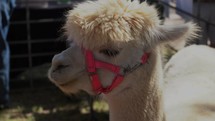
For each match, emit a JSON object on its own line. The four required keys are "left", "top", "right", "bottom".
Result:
{"left": 48, "top": 0, "right": 198, "bottom": 121}
{"left": 164, "top": 45, "right": 215, "bottom": 121}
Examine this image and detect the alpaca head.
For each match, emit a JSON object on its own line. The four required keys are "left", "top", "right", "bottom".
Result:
{"left": 48, "top": 0, "right": 198, "bottom": 95}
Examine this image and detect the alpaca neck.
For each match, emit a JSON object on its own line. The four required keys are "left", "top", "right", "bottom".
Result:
{"left": 105, "top": 50, "right": 165, "bottom": 121}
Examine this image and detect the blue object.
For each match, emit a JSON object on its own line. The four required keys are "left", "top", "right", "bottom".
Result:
{"left": 0, "top": 0, "right": 16, "bottom": 105}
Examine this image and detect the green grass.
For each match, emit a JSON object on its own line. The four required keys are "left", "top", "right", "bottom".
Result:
{"left": 0, "top": 87, "right": 109, "bottom": 121}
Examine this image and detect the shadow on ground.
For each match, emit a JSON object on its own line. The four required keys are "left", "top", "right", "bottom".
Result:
{"left": 0, "top": 87, "right": 109, "bottom": 121}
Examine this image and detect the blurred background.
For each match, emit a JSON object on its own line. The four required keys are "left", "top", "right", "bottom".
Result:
{"left": 0, "top": 0, "right": 214, "bottom": 121}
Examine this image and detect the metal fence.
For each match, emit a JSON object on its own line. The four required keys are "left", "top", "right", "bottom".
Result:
{"left": 9, "top": 0, "right": 77, "bottom": 89}
{"left": 160, "top": 1, "right": 215, "bottom": 45}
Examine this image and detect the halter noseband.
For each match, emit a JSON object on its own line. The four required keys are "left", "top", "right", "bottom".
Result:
{"left": 83, "top": 48, "right": 150, "bottom": 94}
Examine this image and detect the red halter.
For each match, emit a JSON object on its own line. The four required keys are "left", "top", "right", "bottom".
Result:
{"left": 83, "top": 48, "right": 150, "bottom": 94}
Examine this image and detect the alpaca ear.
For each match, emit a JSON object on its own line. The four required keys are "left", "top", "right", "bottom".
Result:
{"left": 154, "top": 22, "right": 199, "bottom": 50}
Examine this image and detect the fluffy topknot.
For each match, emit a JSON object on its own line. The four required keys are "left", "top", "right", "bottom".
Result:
{"left": 64, "top": 0, "right": 159, "bottom": 50}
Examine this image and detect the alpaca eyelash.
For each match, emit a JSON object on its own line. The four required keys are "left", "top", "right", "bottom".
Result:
{"left": 99, "top": 49, "right": 120, "bottom": 57}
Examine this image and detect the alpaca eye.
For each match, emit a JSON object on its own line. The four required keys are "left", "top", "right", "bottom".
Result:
{"left": 99, "top": 49, "right": 119, "bottom": 57}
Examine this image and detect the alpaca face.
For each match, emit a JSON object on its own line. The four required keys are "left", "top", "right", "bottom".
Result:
{"left": 48, "top": 41, "right": 145, "bottom": 94}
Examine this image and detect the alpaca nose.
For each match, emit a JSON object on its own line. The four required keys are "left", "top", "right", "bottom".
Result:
{"left": 52, "top": 54, "right": 69, "bottom": 72}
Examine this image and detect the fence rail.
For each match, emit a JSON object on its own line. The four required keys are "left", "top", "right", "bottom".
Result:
{"left": 9, "top": 0, "right": 70, "bottom": 89}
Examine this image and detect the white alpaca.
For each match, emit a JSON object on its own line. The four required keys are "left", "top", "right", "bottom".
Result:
{"left": 48, "top": 0, "right": 201, "bottom": 121}
{"left": 164, "top": 45, "right": 215, "bottom": 121}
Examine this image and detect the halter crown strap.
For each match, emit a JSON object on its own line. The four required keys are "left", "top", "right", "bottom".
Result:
{"left": 84, "top": 49, "right": 149, "bottom": 94}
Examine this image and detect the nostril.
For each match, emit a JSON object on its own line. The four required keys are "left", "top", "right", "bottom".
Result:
{"left": 51, "top": 53, "right": 70, "bottom": 72}
{"left": 53, "top": 65, "right": 70, "bottom": 72}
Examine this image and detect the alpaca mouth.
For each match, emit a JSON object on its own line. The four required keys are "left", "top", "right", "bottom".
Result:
{"left": 57, "top": 78, "right": 78, "bottom": 87}
{"left": 48, "top": 68, "right": 85, "bottom": 85}
{"left": 52, "top": 65, "right": 70, "bottom": 73}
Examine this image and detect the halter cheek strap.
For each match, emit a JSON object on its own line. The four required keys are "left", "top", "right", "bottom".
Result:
{"left": 83, "top": 49, "right": 149, "bottom": 94}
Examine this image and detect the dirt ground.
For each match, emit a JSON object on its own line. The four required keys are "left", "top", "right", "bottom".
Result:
{"left": 0, "top": 87, "right": 109, "bottom": 121}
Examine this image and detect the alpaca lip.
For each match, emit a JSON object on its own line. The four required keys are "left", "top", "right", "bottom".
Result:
{"left": 52, "top": 65, "right": 70, "bottom": 73}
{"left": 50, "top": 69, "right": 85, "bottom": 85}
